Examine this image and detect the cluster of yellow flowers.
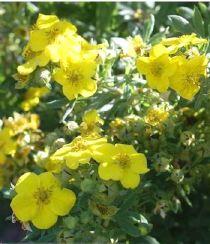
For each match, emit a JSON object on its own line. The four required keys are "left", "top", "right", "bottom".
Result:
{"left": 50, "top": 110, "right": 149, "bottom": 189}
{"left": 0, "top": 113, "right": 41, "bottom": 189}
{"left": 10, "top": 13, "right": 209, "bottom": 233}
{"left": 17, "top": 14, "right": 104, "bottom": 101}
{"left": 136, "top": 34, "right": 208, "bottom": 100}
{"left": 144, "top": 107, "right": 169, "bottom": 127}
{"left": 9, "top": 110, "right": 148, "bottom": 229}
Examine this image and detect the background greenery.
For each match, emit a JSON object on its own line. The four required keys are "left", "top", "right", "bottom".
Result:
{"left": 0, "top": 2, "right": 210, "bottom": 243}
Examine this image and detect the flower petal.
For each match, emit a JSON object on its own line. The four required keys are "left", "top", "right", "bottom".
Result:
{"left": 15, "top": 172, "right": 40, "bottom": 194}
{"left": 120, "top": 170, "right": 140, "bottom": 189}
{"left": 39, "top": 172, "right": 60, "bottom": 189}
{"left": 10, "top": 193, "right": 38, "bottom": 222}
{"left": 130, "top": 153, "right": 149, "bottom": 174}
{"left": 50, "top": 188, "right": 76, "bottom": 216}
{"left": 92, "top": 143, "right": 117, "bottom": 164}
{"left": 32, "top": 206, "right": 58, "bottom": 229}
{"left": 98, "top": 162, "right": 123, "bottom": 181}
{"left": 17, "top": 60, "right": 37, "bottom": 75}
{"left": 29, "top": 30, "right": 48, "bottom": 52}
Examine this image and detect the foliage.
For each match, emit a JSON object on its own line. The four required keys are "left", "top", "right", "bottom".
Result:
{"left": 0, "top": 2, "right": 210, "bottom": 243}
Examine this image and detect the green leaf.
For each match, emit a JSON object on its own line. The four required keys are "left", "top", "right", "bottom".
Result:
{"left": 143, "top": 14, "right": 155, "bottom": 42}
{"left": 168, "top": 15, "right": 194, "bottom": 34}
{"left": 116, "top": 215, "right": 141, "bottom": 237}
{"left": 150, "top": 32, "right": 166, "bottom": 45}
{"left": 178, "top": 7, "right": 194, "bottom": 20}
{"left": 133, "top": 236, "right": 160, "bottom": 244}
{"left": 115, "top": 211, "right": 151, "bottom": 238}
{"left": 192, "top": 6, "right": 205, "bottom": 37}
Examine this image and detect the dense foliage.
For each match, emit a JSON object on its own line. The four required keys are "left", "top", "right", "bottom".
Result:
{"left": 0, "top": 2, "right": 210, "bottom": 243}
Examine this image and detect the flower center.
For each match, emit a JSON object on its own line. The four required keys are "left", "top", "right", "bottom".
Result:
{"left": 34, "top": 188, "right": 52, "bottom": 205}
{"left": 46, "top": 27, "right": 60, "bottom": 42}
{"left": 115, "top": 153, "right": 131, "bottom": 168}
{"left": 23, "top": 48, "right": 37, "bottom": 60}
{"left": 184, "top": 73, "right": 200, "bottom": 86}
{"left": 151, "top": 63, "right": 163, "bottom": 76}
{"left": 66, "top": 69, "right": 83, "bottom": 83}
{"left": 70, "top": 138, "right": 87, "bottom": 152}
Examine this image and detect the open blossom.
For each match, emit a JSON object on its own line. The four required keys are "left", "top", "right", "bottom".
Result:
{"left": 92, "top": 143, "right": 149, "bottom": 189}
{"left": 170, "top": 55, "right": 208, "bottom": 100}
{"left": 145, "top": 107, "right": 169, "bottom": 127}
{"left": 50, "top": 136, "right": 107, "bottom": 170}
{"left": 10, "top": 172, "right": 76, "bottom": 229}
{"left": 17, "top": 44, "right": 51, "bottom": 76}
{"left": 136, "top": 44, "right": 177, "bottom": 92}
{"left": 28, "top": 14, "right": 77, "bottom": 56}
{"left": 161, "top": 33, "right": 208, "bottom": 53}
{"left": 53, "top": 53, "right": 98, "bottom": 100}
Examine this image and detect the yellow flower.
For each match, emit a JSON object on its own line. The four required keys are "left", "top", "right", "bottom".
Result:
{"left": 0, "top": 127, "right": 16, "bottom": 165}
{"left": 92, "top": 143, "right": 149, "bottom": 189}
{"left": 10, "top": 172, "right": 76, "bottom": 229}
{"left": 17, "top": 44, "right": 51, "bottom": 75}
{"left": 17, "top": 14, "right": 77, "bottom": 75}
{"left": 53, "top": 53, "right": 98, "bottom": 100}
{"left": 127, "top": 35, "right": 145, "bottom": 57}
{"left": 170, "top": 55, "right": 208, "bottom": 100}
{"left": 161, "top": 33, "right": 208, "bottom": 53}
{"left": 28, "top": 14, "right": 77, "bottom": 54}
{"left": 80, "top": 110, "right": 104, "bottom": 137}
{"left": 145, "top": 108, "right": 169, "bottom": 127}
{"left": 136, "top": 44, "right": 177, "bottom": 92}
{"left": 21, "top": 87, "right": 49, "bottom": 111}
{"left": 50, "top": 136, "right": 107, "bottom": 170}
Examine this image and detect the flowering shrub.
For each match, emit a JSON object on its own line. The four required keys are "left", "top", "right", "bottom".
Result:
{"left": 1, "top": 2, "right": 210, "bottom": 243}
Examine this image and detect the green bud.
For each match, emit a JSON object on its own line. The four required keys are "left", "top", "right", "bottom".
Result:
{"left": 81, "top": 179, "right": 95, "bottom": 193}
{"left": 63, "top": 216, "right": 78, "bottom": 229}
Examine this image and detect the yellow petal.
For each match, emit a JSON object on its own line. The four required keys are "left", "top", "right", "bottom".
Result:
{"left": 36, "top": 51, "right": 50, "bottom": 67}
{"left": 136, "top": 57, "right": 150, "bottom": 74}
{"left": 17, "top": 60, "right": 37, "bottom": 75}
{"left": 46, "top": 44, "right": 60, "bottom": 63}
{"left": 98, "top": 162, "right": 123, "bottom": 181}
{"left": 53, "top": 68, "right": 67, "bottom": 86}
{"left": 10, "top": 193, "right": 38, "bottom": 222}
{"left": 115, "top": 144, "right": 137, "bottom": 155}
{"left": 120, "top": 170, "right": 140, "bottom": 189}
{"left": 65, "top": 151, "right": 91, "bottom": 169}
{"left": 63, "top": 85, "right": 77, "bottom": 100}
{"left": 50, "top": 188, "right": 76, "bottom": 216}
{"left": 15, "top": 172, "right": 40, "bottom": 194}
{"left": 29, "top": 30, "right": 48, "bottom": 52}
{"left": 92, "top": 143, "right": 117, "bottom": 164}
{"left": 39, "top": 172, "right": 60, "bottom": 189}
{"left": 36, "top": 14, "right": 59, "bottom": 29}
{"left": 147, "top": 74, "right": 169, "bottom": 93}
{"left": 150, "top": 44, "right": 169, "bottom": 57}
{"left": 32, "top": 206, "right": 58, "bottom": 229}
{"left": 130, "top": 153, "right": 149, "bottom": 174}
